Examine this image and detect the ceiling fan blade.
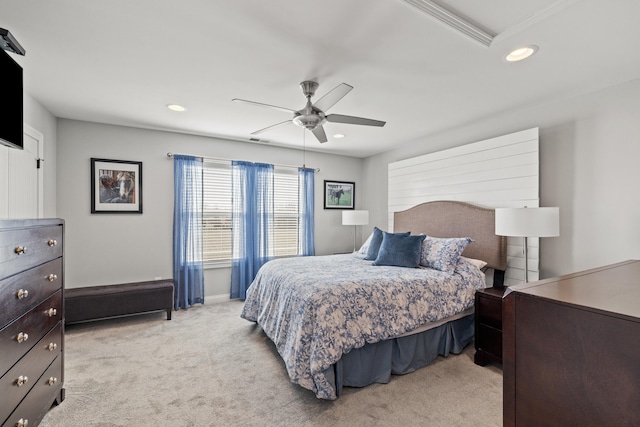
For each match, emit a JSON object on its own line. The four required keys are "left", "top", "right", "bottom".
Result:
{"left": 232, "top": 98, "right": 297, "bottom": 114}
{"left": 312, "top": 83, "right": 353, "bottom": 112}
{"left": 326, "top": 114, "right": 386, "bottom": 127}
{"left": 251, "top": 120, "right": 293, "bottom": 135}
{"left": 311, "top": 125, "right": 328, "bottom": 143}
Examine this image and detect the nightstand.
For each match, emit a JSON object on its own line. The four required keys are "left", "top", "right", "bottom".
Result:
{"left": 474, "top": 286, "right": 507, "bottom": 366}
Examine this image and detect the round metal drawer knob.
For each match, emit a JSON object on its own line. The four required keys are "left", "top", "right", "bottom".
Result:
{"left": 47, "top": 308, "right": 57, "bottom": 317}
{"left": 48, "top": 239, "right": 58, "bottom": 247}
{"left": 17, "top": 289, "right": 29, "bottom": 299}
{"left": 17, "top": 332, "right": 29, "bottom": 343}
{"left": 17, "top": 419, "right": 29, "bottom": 427}
{"left": 47, "top": 342, "right": 58, "bottom": 351}
{"left": 47, "top": 377, "right": 58, "bottom": 386}
{"left": 47, "top": 274, "right": 58, "bottom": 282}
{"left": 16, "top": 375, "right": 28, "bottom": 387}
{"left": 15, "top": 246, "right": 27, "bottom": 255}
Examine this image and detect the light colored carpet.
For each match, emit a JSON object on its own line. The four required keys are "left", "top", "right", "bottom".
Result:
{"left": 40, "top": 300, "right": 502, "bottom": 427}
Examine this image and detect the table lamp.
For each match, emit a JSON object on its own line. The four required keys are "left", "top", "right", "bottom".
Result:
{"left": 495, "top": 207, "right": 559, "bottom": 283}
{"left": 342, "top": 210, "right": 369, "bottom": 252}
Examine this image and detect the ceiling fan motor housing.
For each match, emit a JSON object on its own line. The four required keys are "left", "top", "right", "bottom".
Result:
{"left": 293, "top": 86, "right": 326, "bottom": 130}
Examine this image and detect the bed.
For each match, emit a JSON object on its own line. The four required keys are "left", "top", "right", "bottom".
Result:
{"left": 241, "top": 201, "right": 507, "bottom": 400}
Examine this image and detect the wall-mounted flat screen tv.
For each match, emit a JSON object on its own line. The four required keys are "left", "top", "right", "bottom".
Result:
{"left": 0, "top": 48, "right": 23, "bottom": 150}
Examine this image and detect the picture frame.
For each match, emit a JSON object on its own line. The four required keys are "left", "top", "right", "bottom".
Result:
{"left": 324, "top": 180, "right": 355, "bottom": 209}
{"left": 91, "top": 158, "right": 143, "bottom": 214}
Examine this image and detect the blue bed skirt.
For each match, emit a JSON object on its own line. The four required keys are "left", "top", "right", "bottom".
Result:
{"left": 324, "top": 313, "right": 475, "bottom": 396}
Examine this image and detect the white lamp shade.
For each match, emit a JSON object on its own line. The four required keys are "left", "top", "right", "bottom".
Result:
{"left": 342, "top": 210, "right": 369, "bottom": 226}
{"left": 495, "top": 207, "right": 559, "bottom": 237}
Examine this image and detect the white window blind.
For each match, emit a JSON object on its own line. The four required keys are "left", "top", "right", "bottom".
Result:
{"left": 202, "top": 162, "right": 300, "bottom": 263}
{"left": 203, "top": 162, "right": 232, "bottom": 262}
{"left": 273, "top": 169, "right": 299, "bottom": 257}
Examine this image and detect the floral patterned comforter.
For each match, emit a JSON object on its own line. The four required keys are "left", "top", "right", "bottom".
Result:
{"left": 240, "top": 254, "right": 485, "bottom": 400}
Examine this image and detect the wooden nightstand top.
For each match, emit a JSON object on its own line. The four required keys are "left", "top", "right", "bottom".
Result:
{"left": 476, "top": 286, "right": 507, "bottom": 299}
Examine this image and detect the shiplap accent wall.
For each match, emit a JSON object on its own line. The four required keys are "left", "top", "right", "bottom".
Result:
{"left": 388, "top": 127, "right": 539, "bottom": 286}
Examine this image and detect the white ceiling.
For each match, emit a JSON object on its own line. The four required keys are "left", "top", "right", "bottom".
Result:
{"left": 3, "top": 0, "right": 640, "bottom": 158}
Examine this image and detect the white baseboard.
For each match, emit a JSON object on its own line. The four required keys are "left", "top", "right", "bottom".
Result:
{"left": 205, "top": 293, "right": 235, "bottom": 304}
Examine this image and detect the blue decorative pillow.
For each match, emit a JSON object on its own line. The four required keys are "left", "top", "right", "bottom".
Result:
{"left": 365, "top": 227, "right": 410, "bottom": 260}
{"left": 373, "top": 232, "right": 426, "bottom": 268}
{"left": 420, "top": 236, "right": 474, "bottom": 273}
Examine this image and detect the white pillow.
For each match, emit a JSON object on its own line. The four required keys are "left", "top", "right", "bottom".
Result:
{"left": 460, "top": 256, "right": 488, "bottom": 270}
{"left": 358, "top": 232, "right": 374, "bottom": 255}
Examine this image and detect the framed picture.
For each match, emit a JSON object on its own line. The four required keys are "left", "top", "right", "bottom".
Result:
{"left": 324, "top": 180, "right": 355, "bottom": 209}
{"left": 91, "top": 158, "right": 142, "bottom": 213}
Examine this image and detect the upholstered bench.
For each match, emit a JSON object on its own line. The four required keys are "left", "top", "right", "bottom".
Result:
{"left": 65, "top": 280, "right": 174, "bottom": 325}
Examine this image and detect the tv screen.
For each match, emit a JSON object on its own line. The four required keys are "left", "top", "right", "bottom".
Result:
{"left": 0, "top": 48, "right": 23, "bottom": 150}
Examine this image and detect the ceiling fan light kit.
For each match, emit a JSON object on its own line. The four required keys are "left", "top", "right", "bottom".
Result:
{"left": 233, "top": 81, "right": 386, "bottom": 144}
{"left": 293, "top": 113, "right": 325, "bottom": 130}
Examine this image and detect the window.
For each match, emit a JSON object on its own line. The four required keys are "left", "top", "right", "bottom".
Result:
{"left": 202, "top": 161, "right": 301, "bottom": 263}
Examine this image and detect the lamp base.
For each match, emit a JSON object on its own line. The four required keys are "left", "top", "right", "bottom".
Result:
{"left": 523, "top": 236, "right": 529, "bottom": 283}
{"left": 352, "top": 225, "right": 357, "bottom": 252}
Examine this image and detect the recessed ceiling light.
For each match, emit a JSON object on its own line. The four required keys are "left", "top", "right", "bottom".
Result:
{"left": 505, "top": 45, "right": 538, "bottom": 62}
{"left": 167, "top": 104, "right": 187, "bottom": 112}
{"left": 333, "top": 134, "right": 345, "bottom": 139}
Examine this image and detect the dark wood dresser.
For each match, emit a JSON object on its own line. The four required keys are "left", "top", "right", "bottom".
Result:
{"left": 1, "top": 219, "right": 65, "bottom": 427}
{"left": 503, "top": 260, "right": 640, "bottom": 427}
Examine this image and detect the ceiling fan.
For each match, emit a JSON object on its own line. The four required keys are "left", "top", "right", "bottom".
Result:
{"left": 233, "top": 81, "right": 386, "bottom": 143}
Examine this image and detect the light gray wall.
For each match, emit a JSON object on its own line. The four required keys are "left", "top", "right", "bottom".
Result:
{"left": 56, "top": 120, "right": 364, "bottom": 296}
{"left": 363, "top": 78, "right": 640, "bottom": 279}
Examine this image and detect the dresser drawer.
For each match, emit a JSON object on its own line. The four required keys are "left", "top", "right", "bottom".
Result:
{"left": 0, "top": 292, "right": 62, "bottom": 376}
{"left": 1, "top": 355, "right": 62, "bottom": 427}
{"left": 0, "top": 322, "right": 61, "bottom": 424}
{"left": 0, "top": 225, "right": 62, "bottom": 278}
{"left": 0, "top": 258, "right": 62, "bottom": 329}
